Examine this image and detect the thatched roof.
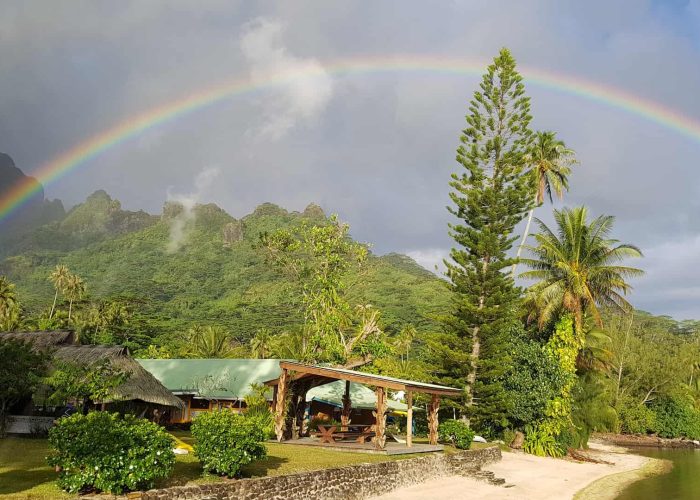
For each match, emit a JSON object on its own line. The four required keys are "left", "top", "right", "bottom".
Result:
{"left": 1, "top": 330, "right": 74, "bottom": 349}
{"left": 1, "top": 331, "right": 183, "bottom": 409}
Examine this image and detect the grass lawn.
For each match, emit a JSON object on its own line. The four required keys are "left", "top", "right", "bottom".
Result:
{"left": 0, "top": 432, "right": 431, "bottom": 499}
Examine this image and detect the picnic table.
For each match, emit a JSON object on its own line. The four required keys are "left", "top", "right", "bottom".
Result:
{"left": 316, "top": 424, "right": 375, "bottom": 444}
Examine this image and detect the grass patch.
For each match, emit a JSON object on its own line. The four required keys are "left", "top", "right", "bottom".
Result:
{"left": 1, "top": 431, "right": 427, "bottom": 498}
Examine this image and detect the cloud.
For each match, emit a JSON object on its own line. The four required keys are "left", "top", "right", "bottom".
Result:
{"left": 166, "top": 167, "right": 220, "bottom": 253}
{"left": 405, "top": 248, "right": 448, "bottom": 275}
{"left": 239, "top": 18, "right": 334, "bottom": 139}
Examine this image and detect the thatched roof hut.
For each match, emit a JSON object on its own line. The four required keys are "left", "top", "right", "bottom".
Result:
{"left": 1, "top": 331, "right": 183, "bottom": 409}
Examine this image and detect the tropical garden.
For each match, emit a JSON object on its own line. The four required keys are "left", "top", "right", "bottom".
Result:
{"left": 2, "top": 48, "right": 700, "bottom": 496}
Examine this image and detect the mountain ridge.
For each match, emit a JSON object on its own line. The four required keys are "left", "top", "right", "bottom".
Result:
{"left": 0, "top": 189, "right": 450, "bottom": 349}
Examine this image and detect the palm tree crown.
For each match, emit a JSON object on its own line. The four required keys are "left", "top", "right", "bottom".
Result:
{"left": 520, "top": 206, "right": 643, "bottom": 332}
{"left": 0, "top": 276, "right": 18, "bottom": 319}
{"left": 512, "top": 131, "right": 578, "bottom": 275}
{"left": 529, "top": 131, "right": 577, "bottom": 205}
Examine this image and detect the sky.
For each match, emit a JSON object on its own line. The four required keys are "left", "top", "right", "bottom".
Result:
{"left": 1, "top": 0, "right": 700, "bottom": 319}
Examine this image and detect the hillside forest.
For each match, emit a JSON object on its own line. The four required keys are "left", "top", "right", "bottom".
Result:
{"left": 2, "top": 49, "right": 700, "bottom": 453}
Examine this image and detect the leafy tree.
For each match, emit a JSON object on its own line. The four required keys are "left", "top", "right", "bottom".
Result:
{"left": 48, "top": 264, "right": 71, "bottom": 319}
{"left": 520, "top": 206, "right": 643, "bottom": 333}
{"left": 250, "top": 328, "right": 273, "bottom": 359}
{"left": 0, "top": 338, "right": 48, "bottom": 436}
{"left": 512, "top": 131, "right": 577, "bottom": 275}
{"left": 181, "top": 325, "right": 238, "bottom": 358}
{"left": 444, "top": 48, "right": 534, "bottom": 426}
{"left": 262, "top": 215, "right": 388, "bottom": 365}
{"left": 0, "top": 276, "right": 18, "bottom": 318}
{"left": 0, "top": 277, "right": 19, "bottom": 332}
{"left": 45, "top": 359, "right": 128, "bottom": 414}
{"left": 64, "top": 273, "right": 86, "bottom": 321}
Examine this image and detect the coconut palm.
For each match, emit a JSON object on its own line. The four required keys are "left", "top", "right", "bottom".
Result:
{"left": 65, "top": 274, "right": 86, "bottom": 321}
{"left": 185, "top": 325, "right": 236, "bottom": 358}
{"left": 49, "top": 264, "right": 71, "bottom": 319}
{"left": 512, "top": 131, "right": 578, "bottom": 276}
{"left": 520, "top": 206, "right": 643, "bottom": 333}
{"left": 0, "top": 276, "right": 18, "bottom": 322}
{"left": 250, "top": 328, "right": 273, "bottom": 359}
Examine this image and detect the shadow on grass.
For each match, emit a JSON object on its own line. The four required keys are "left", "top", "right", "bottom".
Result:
{"left": 242, "top": 455, "right": 288, "bottom": 478}
{"left": 0, "top": 467, "right": 60, "bottom": 497}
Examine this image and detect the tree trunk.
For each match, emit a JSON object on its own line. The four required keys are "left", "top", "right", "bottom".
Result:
{"left": 68, "top": 299, "right": 73, "bottom": 321}
{"left": 464, "top": 287, "right": 486, "bottom": 423}
{"left": 49, "top": 291, "right": 58, "bottom": 319}
{"left": 511, "top": 199, "right": 537, "bottom": 277}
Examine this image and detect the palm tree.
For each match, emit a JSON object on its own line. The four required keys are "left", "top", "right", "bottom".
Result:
{"left": 519, "top": 206, "right": 643, "bottom": 333}
{"left": 512, "top": 131, "right": 578, "bottom": 276}
{"left": 185, "top": 325, "right": 236, "bottom": 358}
{"left": 65, "top": 274, "right": 86, "bottom": 321}
{"left": 250, "top": 328, "right": 272, "bottom": 359}
{"left": 0, "top": 276, "right": 18, "bottom": 322}
{"left": 49, "top": 265, "right": 71, "bottom": 319}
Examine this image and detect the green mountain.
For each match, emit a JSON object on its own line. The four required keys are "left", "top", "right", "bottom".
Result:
{"left": 0, "top": 152, "right": 65, "bottom": 244}
{"left": 0, "top": 191, "right": 450, "bottom": 348}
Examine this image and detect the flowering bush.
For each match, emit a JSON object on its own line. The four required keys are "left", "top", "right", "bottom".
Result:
{"left": 438, "top": 419, "right": 474, "bottom": 449}
{"left": 191, "top": 410, "right": 267, "bottom": 477}
{"left": 47, "top": 412, "right": 175, "bottom": 494}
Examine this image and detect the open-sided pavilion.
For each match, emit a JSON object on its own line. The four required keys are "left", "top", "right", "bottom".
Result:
{"left": 264, "top": 361, "right": 462, "bottom": 451}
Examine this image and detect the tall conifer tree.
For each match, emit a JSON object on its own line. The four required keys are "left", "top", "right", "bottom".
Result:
{"left": 445, "top": 48, "right": 534, "bottom": 428}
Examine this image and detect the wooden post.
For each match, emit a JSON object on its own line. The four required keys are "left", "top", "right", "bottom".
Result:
{"left": 406, "top": 391, "right": 413, "bottom": 448}
{"left": 341, "top": 381, "right": 351, "bottom": 431}
{"left": 428, "top": 393, "right": 440, "bottom": 445}
{"left": 373, "top": 387, "right": 387, "bottom": 450}
{"left": 274, "top": 369, "right": 288, "bottom": 442}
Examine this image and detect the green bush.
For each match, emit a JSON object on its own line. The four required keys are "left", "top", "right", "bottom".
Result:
{"left": 191, "top": 410, "right": 267, "bottom": 477}
{"left": 47, "top": 412, "right": 175, "bottom": 494}
{"left": 651, "top": 393, "right": 700, "bottom": 439}
{"left": 501, "top": 328, "right": 567, "bottom": 430}
{"left": 619, "top": 403, "right": 656, "bottom": 435}
{"left": 244, "top": 384, "right": 275, "bottom": 439}
{"left": 523, "top": 424, "right": 565, "bottom": 457}
{"left": 438, "top": 419, "right": 474, "bottom": 449}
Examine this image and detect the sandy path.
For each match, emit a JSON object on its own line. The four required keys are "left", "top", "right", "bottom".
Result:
{"left": 373, "top": 442, "right": 650, "bottom": 500}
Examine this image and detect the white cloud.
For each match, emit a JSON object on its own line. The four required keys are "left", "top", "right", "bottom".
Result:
{"left": 166, "top": 167, "right": 220, "bottom": 253}
{"left": 405, "top": 248, "right": 448, "bottom": 275}
{"left": 240, "top": 18, "right": 334, "bottom": 140}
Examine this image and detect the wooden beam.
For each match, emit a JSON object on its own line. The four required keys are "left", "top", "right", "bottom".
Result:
{"left": 374, "top": 386, "right": 387, "bottom": 450}
{"left": 428, "top": 394, "right": 440, "bottom": 446}
{"left": 406, "top": 390, "right": 413, "bottom": 448}
{"left": 341, "top": 380, "right": 351, "bottom": 431}
{"left": 274, "top": 368, "right": 288, "bottom": 442}
{"left": 277, "top": 362, "right": 407, "bottom": 391}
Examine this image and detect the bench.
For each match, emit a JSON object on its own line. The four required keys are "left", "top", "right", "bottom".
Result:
{"left": 316, "top": 425, "right": 375, "bottom": 444}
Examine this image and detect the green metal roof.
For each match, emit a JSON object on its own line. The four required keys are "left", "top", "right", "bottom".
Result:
{"left": 136, "top": 359, "right": 283, "bottom": 399}
{"left": 136, "top": 359, "right": 408, "bottom": 411}
{"left": 306, "top": 381, "right": 407, "bottom": 411}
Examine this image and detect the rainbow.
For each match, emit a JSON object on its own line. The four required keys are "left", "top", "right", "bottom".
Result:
{"left": 2, "top": 55, "right": 700, "bottom": 222}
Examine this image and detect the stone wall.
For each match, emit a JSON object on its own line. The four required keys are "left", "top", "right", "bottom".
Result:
{"left": 138, "top": 446, "right": 501, "bottom": 500}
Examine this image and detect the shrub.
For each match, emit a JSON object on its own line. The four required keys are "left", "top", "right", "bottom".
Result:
{"left": 191, "top": 410, "right": 267, "bottom": 477}
{"left": 619, "top": 403, "right": 656, "bottom": 435}
{"left": 244, "top": 384, "right": 274, "bottom": 439}
{"left": 523, "top": 424, "right": 565, "bottom": 457}
{"left": 502, "top": 331, "right": 567, "bottom": 430}
{"left": 651, "top": 393, "right": 700, "bottom": 439}
{"left": 47, "top": 412, "right": 175, "bottom": 494}
{"left": 438, "top": 419, "right": 474, "bottom": 449}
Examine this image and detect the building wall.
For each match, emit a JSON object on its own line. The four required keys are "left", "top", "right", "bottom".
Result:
{"left": 166, "top": 395, "right": 248, "bottom": 424}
